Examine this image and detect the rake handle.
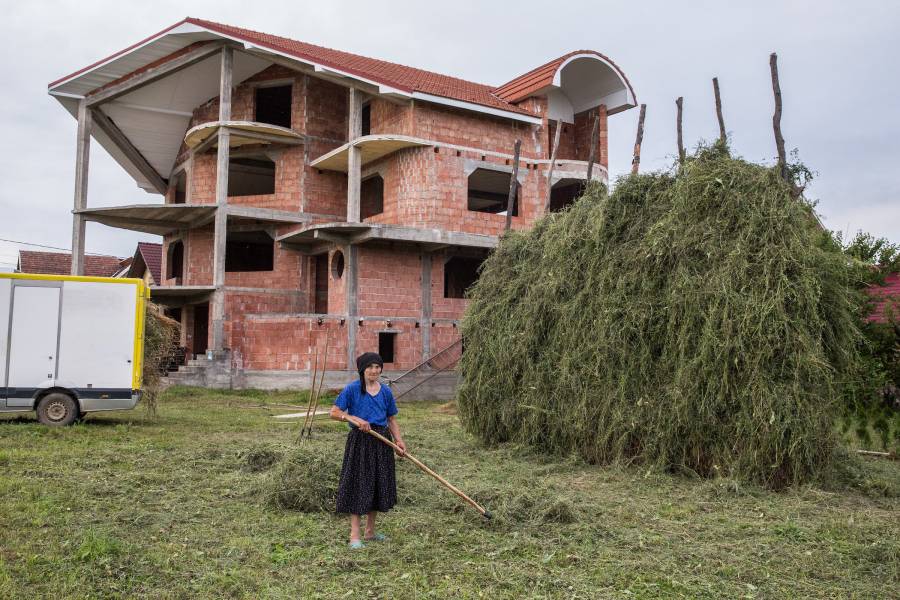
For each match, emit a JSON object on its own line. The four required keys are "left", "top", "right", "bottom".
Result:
{"left": 364, "top": 428, "right": 491, "bottom": 519}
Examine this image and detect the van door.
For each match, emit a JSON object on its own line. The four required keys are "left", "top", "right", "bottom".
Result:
{"left": 6, "top": 284, "right": 61, "bottom": 406}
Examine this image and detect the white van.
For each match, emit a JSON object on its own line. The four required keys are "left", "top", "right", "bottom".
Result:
{"left": 0, "top": 273, "right": 148, "bottom": 425}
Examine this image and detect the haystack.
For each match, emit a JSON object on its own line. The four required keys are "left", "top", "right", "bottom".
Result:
{"left": 458, "top": 144, "right": 860, "bottom": 488}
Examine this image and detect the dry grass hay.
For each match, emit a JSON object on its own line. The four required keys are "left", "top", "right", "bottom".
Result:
{"left": 458, "top": 144, "right": 861, "bottom": 489}
{"left": 263, "top": 439, "right": 343, "bottom": 512}
{"left": 239, "top": 444, "right": 284, "bottom": 473}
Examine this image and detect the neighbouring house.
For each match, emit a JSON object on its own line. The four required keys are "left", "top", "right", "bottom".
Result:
{"left": 17, "top": 250, "right": 128, "bottom": 277}
{"left": 867, "top": 272, "right": 900, "bottom": 324}
{"left": 48, "top": 17, "right": 636, "bottom": 391}
{"left": 126, "top": 242, "right": 163, "bottom": 286}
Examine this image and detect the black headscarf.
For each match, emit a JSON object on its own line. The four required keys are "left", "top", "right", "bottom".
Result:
{"left": 356, "top": 352, "right": 384, "bottom": 391}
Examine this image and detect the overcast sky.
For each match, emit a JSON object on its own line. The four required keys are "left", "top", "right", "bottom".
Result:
{"left": 1, "top": 0, "right": 898, "bottom": 271}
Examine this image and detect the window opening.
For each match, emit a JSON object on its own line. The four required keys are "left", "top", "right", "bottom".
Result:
{"left": 167, "top": 240, "right": 184, "bottom": 281}
{"left": 228, "top": 156, "right": 276, "bottom": 196}
{"left": 331, "top": 250, "right": 345, "bottom": 279}
{"left": 314, "top": 254, "right": 329, "bottom": 314}
{"left": 467, "top": 168, "right": 518, "bottom": 215}
{"left": 548, "top": 179, "right": 583, "bottom": 213}
{"left": 444, "top": 256, "right": 483, "bottom": 299}
{"left": 225, "top": 231, "right": 274, "bottom": 272}
{"left": 255, "top": 85, "right": 292, "bottom": 128}
{"left": 360, "top": 175, "right": 384, "bottom": 219}
{"left": 379, "top": 332, "right": 397, "bottom": 364}
{"left": 361, "top": 102, "right": 371, "bottom": 136}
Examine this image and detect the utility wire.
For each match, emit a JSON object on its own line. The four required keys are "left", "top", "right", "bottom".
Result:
{"left": 0, "top": 237, "right": 123, "bottom": 257}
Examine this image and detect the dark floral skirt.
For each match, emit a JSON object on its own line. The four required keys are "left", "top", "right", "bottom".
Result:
{"left": 335, "top": 425, "right": 397, "bottom": 515}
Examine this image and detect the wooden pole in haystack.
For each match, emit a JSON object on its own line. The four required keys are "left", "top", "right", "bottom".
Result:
{"left": 504, "top": 139, "right": 521, "bottom": 232}
{"left": 544, "top": 119, "right": 563, "bottom": 213}
{"left": 585, "top": 113, "right": 600, "bottom": 181}
{"left": 769, "top": 53, "right": 788, "bottom": 182}
{"left": 631, "top": 103, "right": 647, "bottom": 174}
{"left": 713, "top": 77, "right": 726, "bottom": 143}
{"left": 676, "top": 97, "right": 685, "bottom": 166}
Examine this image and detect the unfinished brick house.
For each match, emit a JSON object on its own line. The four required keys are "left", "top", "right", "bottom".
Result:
{"left": 49, "top": 18, "right": 635, "bottom": 391}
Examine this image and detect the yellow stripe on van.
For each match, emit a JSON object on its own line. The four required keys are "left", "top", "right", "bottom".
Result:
{"left": 0, "top": 273, "right": 146, "bottom": 285}
{"left": 132, "top": 282, "right": 148, "bottom": 390}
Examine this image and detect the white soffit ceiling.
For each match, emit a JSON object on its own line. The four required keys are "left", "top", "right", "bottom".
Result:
{"left": 100, "top": 52, "right": 272, "bottom": 178}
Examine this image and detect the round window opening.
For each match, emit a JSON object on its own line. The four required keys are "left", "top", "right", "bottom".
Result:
{"left": 331, "top": 250, "right": 345, "bottom": 279}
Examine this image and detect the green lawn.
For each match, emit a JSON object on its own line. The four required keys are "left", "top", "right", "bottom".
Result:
{"left": 1, "top": 387, "right": 897, "bottom": 599}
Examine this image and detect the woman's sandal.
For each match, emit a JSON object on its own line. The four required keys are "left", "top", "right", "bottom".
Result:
{"left": 349, "top": 540, "right": 365, "bottom": 549}
{"left": 363, "top": 533, "right": 387, "bottom": 542}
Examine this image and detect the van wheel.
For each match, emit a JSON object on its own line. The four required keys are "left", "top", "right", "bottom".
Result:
{"left": 36, "top": 393, "right": 79, "bottom": 426}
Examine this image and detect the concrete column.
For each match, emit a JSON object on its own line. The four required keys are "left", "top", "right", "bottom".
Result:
{"left": 346, "top": 245, "right": 359, "bottom": 369}
{"left": 421, "top": 252, "right": 432, "bottom": 361}
{"left": 211, "top": 46, "right": 233, "bottom": 354}
{"left": 346, "top": 87, "right": 365, "bottom": 222}
{"left": 71, "top": 100, "right": 92, "bottom": 276}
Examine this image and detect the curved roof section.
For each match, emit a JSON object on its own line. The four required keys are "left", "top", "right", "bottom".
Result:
{"left": 494, "top": 50, "right": 636, "bottom": 107}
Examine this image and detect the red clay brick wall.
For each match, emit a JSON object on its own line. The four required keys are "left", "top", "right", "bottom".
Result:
{"left": 364, "top": 147, "right": 538, "bottom": 234}
{"left": 185, "top": 226, "right": 214, "bottom": 286}
{"left": 306, "top": 77, "right": 348, "bottom": 142}
{"left": 239, "top": 318, "right": 348, "bottom": 371}
{"left": 356, "top": 321, "right": 421, "bottom": 368}
{"left": 573, "top": 105, "right": 607, "bottom": 166}
{"left": 370, "top": 98, "right": 413, "bottom": 136}
{"left": 327, "top": 248, "right": 348, "bottom": 315}
{"left": 357, "top": 246, "right": 422, "bottom": 318}
{"left": 189, "top": 154, "right": 217, "bottom": 205}
{"left": 410, "top": 102, "right": 540, "bottom": 157}
{"left": 223, "top": 239, "right": 302, "bottom": 289}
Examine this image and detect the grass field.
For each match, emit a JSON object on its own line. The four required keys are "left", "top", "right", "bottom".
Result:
{"left": 1, "top": 387, "right": 897, "bottom": 599}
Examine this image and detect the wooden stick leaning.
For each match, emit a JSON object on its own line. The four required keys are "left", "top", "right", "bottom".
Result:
{"left": 631, "top": 103, "right": 647, "bottom": 175}
{"left": 300, "top": 345, "right": 320, "bottom": 439}
{"left": 769, "top": 53, "right": 787, "bottom": 182}
{"left": 676, "top": 96, "right": 685, "bottom": 166}
{"left": 585, "top": 113, "right": 599, "bottom": 181}
{"left": 504, "top": 139, "right": 522, "bottom": 232}
{"left": 544, "top": 119, "right": 563, "bottom": 214}
{"left": 712, "top": 77, "right": 726, "bottom": 143}
{"left": 364, "top": 427, "right": 492, "bottom": 520}
{"left": 303, "top": 334, "right": 330, "bottom": 439}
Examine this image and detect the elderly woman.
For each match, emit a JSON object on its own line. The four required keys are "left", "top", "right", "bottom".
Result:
{"left": 330, "top": 352, "right": 406, "bottom": 549}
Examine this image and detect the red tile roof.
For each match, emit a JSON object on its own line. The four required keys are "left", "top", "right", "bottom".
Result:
{"left": 185, "top": 18, "right": 536, "bottom": 116}
{"left": 866, "top": 272, "right": 900, "bottom": 323}
{"left": 136, "top": 242, "right": 162, "bottom": 284}
{"left": 17, "top": 250, "right": 127, "bottom": 277}
{"left": 494, "top": 50, "right": 636, "bottom": 104}
{"left": 54, "top": 18, "right": 635, "bottom": 120}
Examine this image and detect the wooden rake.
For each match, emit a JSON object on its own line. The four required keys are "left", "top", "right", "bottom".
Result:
{"left": 364, "top": 427, "right": 492, "bottom": 520}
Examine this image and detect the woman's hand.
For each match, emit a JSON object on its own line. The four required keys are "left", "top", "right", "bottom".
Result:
{"left": 355, "top": 418, "right": 371, "bottom": 432}
{"left": 394, "top": 439, "right": 406, "bottom": 457}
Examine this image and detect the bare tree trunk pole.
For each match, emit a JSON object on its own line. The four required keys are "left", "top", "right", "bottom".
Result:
{"left": 769, "top": 53, "right": 787, "bottom": 181}
{"left": 544, "top": 119, "right": 563, "bottom": 213}
{"left": 713, "top": 77, "right": 726, "bottom": 143}
{"left": 676, "top": 97, "right": 685, "bottom": 166}
{"left": 631, "top": 103, "right": 647, "bottom": 174}
{"left": 504, "top": 139, "right": 521, "bottom": 232}
{"left": 585, "top": 113, "right": 599, "bottom": 182}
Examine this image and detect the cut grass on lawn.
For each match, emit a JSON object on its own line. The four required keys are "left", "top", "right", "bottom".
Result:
{"left": 0, "top": 386, "right": 897, "bottom": 599}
